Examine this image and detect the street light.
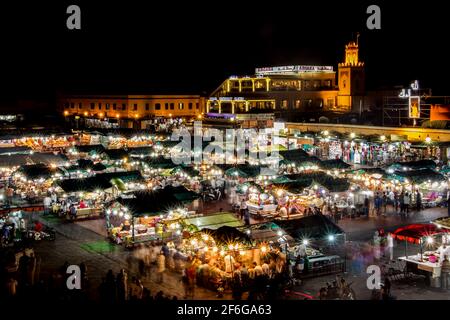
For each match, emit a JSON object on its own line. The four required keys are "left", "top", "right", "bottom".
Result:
{"left": 425, "top": 136, "right": 432, "bottom": 143}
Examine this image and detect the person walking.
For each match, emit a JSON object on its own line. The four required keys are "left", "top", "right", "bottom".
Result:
{"left": 364, "top": 196, "right": 370, "bottom": 217}
{"left": 157, "top": 252, "right": 166, "bottom": 283}
{"left": 404, "top": 192, "right": 410, "bottom": 217}
{"left": 447, "top": 196, "right": 450, "bottom": 217}
{"left": 387, "top": 233, "right": 395, "bottom": 262}
{"left": 399, "top": 192, "right": 405, "bottom": 219}
{"left": 116, "top": 269, "right": 128, "bottom": 302}
{"left": 416, "top": 190, "right": 422, "bottom": 212}
{"left": 43, "top": 195, "right": 51, "bottom": 215}
{"left": 440, "top": 254, "right": 450, "bottom": 290}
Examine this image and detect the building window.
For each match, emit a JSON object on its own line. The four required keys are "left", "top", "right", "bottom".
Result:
{"left": 170, "top": 103, "right": 174, "bottom": 110}
{"left": 304, "top": 81, "right": 311, "bottom": 89}
{"left": 155, "top": 103, "right": 161, "bottom": 110}
{"left": 178, "top": 103, "right": 184, "bottom": 110}
{"left": 122, "top": 104, "right": 126, "bottom": 111}
{"left": 295, "top": 100, "right": 301, "bottom": 109}
{"left": 196, "top": 103, "right": 199, "bottom": 109}
{"left": 133, "top": 104, "right": 138, "bottom": 111}
{"left": 165, "top": 103, "right": 169, "bottom": 110}
{"left": 90, "top": 103, "right": 95, "bottom": 110}
{"left": 113, "top": 103, "right": 116, "bottom": 110}
{"left": 78, "top": 103, "right": 82, "bottom": 109}
{"left": 324, "top": 80, "right": 332, "bottom": 88}
{"left": 64, "top": 102, "right": 69, "bottom": 109}
{"left": 281, "top": 100, "right": 288, "bottom": 109}
{"left": 70, "top": 103, "right": 75, "bottom": 109}
{"left": 327, "top": 98, "right": 334, "bottom": 108}
{"left": 105, "top": 103, "right": 110, "bottom": 110}
{"left": 145, "top": 103, "right": 150, "bottom": 111}
{"left": 98, "top": 103, "right": 102, "bottom": 110}
{"left": 188, "top": 103, "right": 193, "bottom": 110}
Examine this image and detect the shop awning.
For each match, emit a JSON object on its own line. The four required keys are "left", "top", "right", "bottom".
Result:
{"left": 392, "top": 223, "right": 450, "bottom": 244}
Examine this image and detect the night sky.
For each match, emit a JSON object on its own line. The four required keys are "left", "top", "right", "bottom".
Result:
{"left": 0, "top": 1, "right": 449, "bottom": 105}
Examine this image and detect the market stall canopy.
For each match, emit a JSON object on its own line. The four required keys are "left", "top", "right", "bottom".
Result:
{"left": 116, "top": 186, "right": 197, "bottom": 216}
{"left": 155, "top": 140, "right": 180, "bottom": 148}
{"left": 320, "top": 159, "right": 351, "bottom": 170}
{"left": 388, "top": 168, "right": 446, "bottom": 184}
{"left": 389, "top": 160, "right": 437, "bottom": 171}
{"left": 170, "top": 166, "right": 200, "bottom": 177}
{"left": 170, "top": 186, "right": 200, "bottom": 202}
{"left": 144, "top": 156, "right": 177, "bottom": 169}
{"left": 433, "top": 217, "right": 450, "bottom": 229}
{"left": 275, "top": 215, "right": 344, "bottom": 241}
{"left": 98, "top": 170, "right": 144, "bottom": 183}
{"left": 16, "top": 164, "right": 63, "bottom": 180}
{"left": 236, "top": 181, "right": 264, "bottom": 194}
{"left": 223, "top": 165, "right": 260, "bottom": 178}
{"left": 128, "top": 146, "right": 155, "bottom": 157}
{"left": 392, "top": 223, "right": 450, "bottom": 244}
{"left": 74, "top": 144, "right": 106, "bottom": 155}
{"left": 201, "top": 226, "right": 252, "bottom": 246}
{"left": 352, "top": 168, "right": 386, "bottom": 176}
{"left": 242, "top": 222, "right": 295, "bottom": 245}
{"left": 277, "top": 172, "right": 350, "bottom": 193}
{"left": 279, "top": 149, "right": 310, "bottom": 161}
{"left": 0, "top": 146, "right": 32, "bottom": 155}
{"left": 92, "top": 163, "right": 107, "bottom": 172}
{"left": 0, "top": 153, "right": 68, "bottom": 167}
{"left": 104, "top": 149, "right": 129, "bottom": 161}
{"left": 184, "top": 213, "right": 243, "bottom": 231}
{"left": 57, "top": 176, "right": 113, "bottom": 193}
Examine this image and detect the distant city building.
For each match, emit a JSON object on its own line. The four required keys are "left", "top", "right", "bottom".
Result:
{"left": 207, "top": 41, "right": 365, "bottom": 117}
{"left": 58, "top": 94, "right": 206, "bottom": 128}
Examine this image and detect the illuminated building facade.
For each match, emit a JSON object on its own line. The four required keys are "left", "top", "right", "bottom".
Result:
{"left": 59, "top": 94, "right": 206, "bottom": 128}
{"left": 207, "top": 41, "right": 365, "bottom": 116}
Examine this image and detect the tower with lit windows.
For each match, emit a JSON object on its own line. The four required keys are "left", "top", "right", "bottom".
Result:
{"left": 337, "top": 41, "right": 365, "bottom": 111}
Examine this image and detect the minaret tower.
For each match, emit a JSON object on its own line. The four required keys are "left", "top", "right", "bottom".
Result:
{"left": 337, "top": 39, "right": 366, "bottom": 111}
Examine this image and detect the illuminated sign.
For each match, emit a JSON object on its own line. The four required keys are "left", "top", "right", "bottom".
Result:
{"left": 399, "top": 80, "right": 419, "bottom": 98}
{"left": 255, "top": 65, "right": 334, "bottom": 75}
{"left": 409, "top": 96, "right": 421, "bottom": 119}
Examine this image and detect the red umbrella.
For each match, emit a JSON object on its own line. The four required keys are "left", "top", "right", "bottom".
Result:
{"left": 392, "top": 223, "right": 450, "bottom": 245}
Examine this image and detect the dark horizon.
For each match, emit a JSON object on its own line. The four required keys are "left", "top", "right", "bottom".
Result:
{"left": 1, "top": 1, "right": 449, "bottom": 105}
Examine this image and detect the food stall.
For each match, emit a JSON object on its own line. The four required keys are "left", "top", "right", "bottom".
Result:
{"left": 246, "top": 191, "right": 278, "bottom": 218}
{"left": 105, "top": 186, "right": 199, "bottom": 247}
{"left": 393, "top": 223, "right": 450, "bottom": 287}
{"left": 174, "top": 225, "right": 286, "bottom": 291}
{"left": 55, "top": 176, "right": 115, "bottom": 220}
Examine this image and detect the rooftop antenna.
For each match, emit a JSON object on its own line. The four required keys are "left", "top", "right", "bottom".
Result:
{"left": 356, "top": 32, "right": 360, "bottom": 46}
